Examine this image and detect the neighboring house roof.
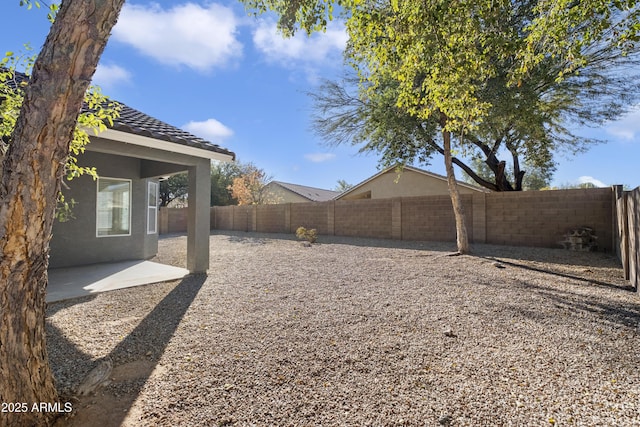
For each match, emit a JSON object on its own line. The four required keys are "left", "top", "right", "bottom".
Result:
{"left": 270, "top": 181, "right": 340, "bottom": 202}
{"left": 4, "top": 69, "right": 235, "bottom": 160}
{"left": 336, "top": 164, "right": 489, "bottom": 199}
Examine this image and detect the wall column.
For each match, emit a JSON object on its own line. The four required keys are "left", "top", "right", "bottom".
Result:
{"left": 472, "top": 193, "right": 487, "bottom": 244}
{"left": 187, "top": 158, "right": 211, "bottom": 273}
{"left": 391, "top": 198, "right": 402, "bottom": 240}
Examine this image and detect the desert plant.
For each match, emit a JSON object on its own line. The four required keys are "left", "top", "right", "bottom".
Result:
{"left": 296, "top": 227, "right": 317, "bottom": 243}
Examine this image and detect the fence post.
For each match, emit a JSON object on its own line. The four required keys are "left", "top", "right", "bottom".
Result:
{"left": 159, "top": 207, "right": 169, "bottom": 234}
{"left": 284, "top": 203, "right": 291, "bottom": 233}
{"left": 629, "top": 189, "right": 639, "bottom": 291}
{"left": 613, "top": 185, "right": 630, "bottom": 280}
{"left": 327, "top": 200, "right": 335, "bottom": 236}
{"left": 472, "top": 193, "right": 487, "bottom": 244}
{"left": 250, "top": 205, "right": 257, "bottom": 232}
{"left": 392, "top": 198, "right": 402, "bottom": 240}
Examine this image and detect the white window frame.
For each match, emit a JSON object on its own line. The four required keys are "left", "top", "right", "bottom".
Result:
{"left": 147, "top": 180, "right": 159, "bottom": 234}
{"left": 96, "top": 177, "right": 132, "bottom": 237}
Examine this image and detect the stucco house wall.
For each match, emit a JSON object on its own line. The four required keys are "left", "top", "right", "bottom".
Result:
{"left": 49, "top": 151, "right": 159, "bottom": 268}
{"left": 337, "top": 166, "right": 487, "bottom": 200}
{"left": 263, "top": 183, "right": 311, "bottom": 204}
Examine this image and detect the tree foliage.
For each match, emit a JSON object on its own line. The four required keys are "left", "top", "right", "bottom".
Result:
{"left": 210, "top": 161, "right": 253, "bottom": 206}
{"left": 159, "top": 173, "right": 189, "bottom": 207}
{"left": 1, "top": 52, "right": 120, "bottom": 220}
{"left": 228, "top": 163, "right": 274, "bottom": 205}
{"left": 334, "top": 179, "right": 354, "bottom": 192}
{"left": 311, "top": 1, "right": 640, "bottom": 192}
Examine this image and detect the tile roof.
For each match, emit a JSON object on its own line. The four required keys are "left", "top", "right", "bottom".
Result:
{"left": 4, "top": 69, "right": 235, "bottom": 160}
{"left": 271, "top": 181, "right": 340, "bottom": 202}
{"left": 111, "top": 103, "right": 235, "bottom": 159}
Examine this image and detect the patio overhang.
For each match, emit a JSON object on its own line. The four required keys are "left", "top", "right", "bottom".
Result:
{"left": 87, "top": 135, "right": 220, "bottom": 274}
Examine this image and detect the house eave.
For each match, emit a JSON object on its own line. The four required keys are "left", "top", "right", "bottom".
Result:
{"left": 97, "top": 128, "right": 234, "bottom": 163}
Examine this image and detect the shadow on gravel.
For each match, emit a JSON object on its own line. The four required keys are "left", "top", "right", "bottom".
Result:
{"left": 482, "top": 256, "right": 632, "bottom": 292}
{"left": 47, "top": 274, "right": 206, "bottom": 427}
{"left": 493, "top": 278, "right": 640, "bottom": 330}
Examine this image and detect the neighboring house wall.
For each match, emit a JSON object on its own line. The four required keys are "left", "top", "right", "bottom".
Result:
{"left": 263, "top": 183, "right": 310, "bottom": 204}
{"left": 338, "top": 168, "right": 484, "bottom": 200}
{"left": 50, "top": 151, "right": 158, "bottom": 268}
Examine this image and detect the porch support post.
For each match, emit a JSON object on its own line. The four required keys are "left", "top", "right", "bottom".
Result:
{"left": 187, "top": 158, "right": 211, "bottom": 273}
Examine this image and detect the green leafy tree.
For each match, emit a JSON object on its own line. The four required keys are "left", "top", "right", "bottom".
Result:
{"left": 310, "top": 0, "right": 639, "bottom": 253}
{"left": 311, "top": 2, "right": 638, "bottom": 194}
{"left": 159, "top": 173, "right": 189, "bottom": 207}
{"left": 210, "top": 161, "right": 249, "bottom": 206}
{"left": 0, "top": 1, "right": 124, "bottom": 423}
{"left": 228, "top": 163, "right": 275, "bottom": 205}
{"left": 1, "top": 52, "right": 120, "bottom": 222}
{"left": 334, "top": 179, "right": 354, "bottom": 192}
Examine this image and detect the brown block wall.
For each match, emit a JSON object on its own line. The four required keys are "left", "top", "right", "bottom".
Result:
{"left": 334, "top": 199, "right": 393, "bottom": 239}
{"left": 256, "top": 204, "right": 289, "bottom": 233}
{"left": 485, "top": 188, "right": 613, "bottom": 251}
{"left": 401, "top": 195, "right": 474, "bottom": 242}
{"left": 199, "top": 188, "right": 618, "bottom": 254}
{"left": 291, "top": 202, "right": 331, "bottom": 235}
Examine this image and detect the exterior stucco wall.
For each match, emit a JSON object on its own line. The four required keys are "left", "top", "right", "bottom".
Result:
{"left": 263, "top": 183, "right": 310, "bottom": 204}
{"left": 340, "top": 169, "right": 482, "bottom": 200}
{"left": 49, "top": 151, "right": 159, "bottom": 268}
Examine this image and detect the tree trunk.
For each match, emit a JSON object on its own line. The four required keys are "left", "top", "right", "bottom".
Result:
{"left": 0, "top": 1, "right": 124, "bottom": 426}
{"left": 441, "top": 126, "right": 470, "bottom": 254}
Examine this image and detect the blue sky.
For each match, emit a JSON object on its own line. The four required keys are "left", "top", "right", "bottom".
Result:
{"left": 4, "top": 1, "right": 639, "bottom": 190}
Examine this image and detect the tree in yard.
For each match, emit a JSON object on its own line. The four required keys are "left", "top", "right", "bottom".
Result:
{"left": 340, "top": 0, "right": 527, "bottom": 254}
{"left": 227, "top": 163, "right": 274, "bottom": 205}
{"left": 210, "top": 160, "right": 256, "bottom": 206}
{"left": 310, "top": 5, "right": 639, "bottom": 193}
{"left": 159, "top": 173, "right": 189, "bottom": 207}
{"left": 309, "top": 0, "right": 640, "bottom": 253}
{"left": 0, "top": 1, "right": 125, "bottom": 425}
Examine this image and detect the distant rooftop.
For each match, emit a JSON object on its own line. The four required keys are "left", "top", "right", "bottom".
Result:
{"left": 271, "top": 181, "right": 340, "bottom": 202}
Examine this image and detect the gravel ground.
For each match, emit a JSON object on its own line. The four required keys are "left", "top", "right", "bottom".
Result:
{"left": 47, "top": 231, "right": 640, "bottom": 426}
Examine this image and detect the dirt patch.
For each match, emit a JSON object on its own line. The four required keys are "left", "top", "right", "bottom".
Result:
{"left": 54, "top": 360, "right": 164, "bottom": 427}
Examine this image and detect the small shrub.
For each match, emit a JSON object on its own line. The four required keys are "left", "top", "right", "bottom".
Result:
{"left": 296, "top": 226, "right": 317, "bottom": 243}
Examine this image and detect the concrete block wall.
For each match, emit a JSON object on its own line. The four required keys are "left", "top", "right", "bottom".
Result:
{"left": 485, "top": 188, "right": 613, "bottom": 251}
{"left": 290, "top": 202, "right": 331, "bottom": 235}
{"left": 334, "top": 199, "right": 393, "bottom": 239}
{"left": 401, "top": 195, "right": 474, "bottom": 242}
{"left": 256, "top": 204, "right": 288, "bottom": 233}
{"left": 170, "top": 188, "right": 616, "bottom": 253}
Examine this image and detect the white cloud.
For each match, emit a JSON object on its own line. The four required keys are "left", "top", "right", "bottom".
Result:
{"left": 304, "top": 153, "right": 336, "bottom": 163}
{"left": 606, "top": 105, "right": 640, "bottom": 141}
{"left": 252, "top": 19, "right": 347, "bottom": 67}
{"left": 183, "top": 118, "right": 234, "bottom": 143}
{"left": 92, "top": 63, "right": 132, "bottom": 88}
{"left": 112, "top": 2, "right": 242, "bottom": 72}
{"left": 577, "top": 176, "right": 607, "bottom": 188}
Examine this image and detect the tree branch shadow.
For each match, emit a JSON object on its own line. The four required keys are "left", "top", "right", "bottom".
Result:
{"left": 47, "top": 274, "right": 206, "bottom": 426}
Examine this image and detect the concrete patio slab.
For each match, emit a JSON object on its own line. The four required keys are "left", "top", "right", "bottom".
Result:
{"left": 47, "top": 261, "right": 190, "bottom": 302}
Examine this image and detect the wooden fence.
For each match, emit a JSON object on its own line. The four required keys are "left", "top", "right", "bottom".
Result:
{"left": 615, "top": 185, "right": 640, "bottom": 291}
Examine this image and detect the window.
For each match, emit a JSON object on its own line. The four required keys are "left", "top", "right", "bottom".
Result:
{"left": 147, "top": 181, "right": 158, "bottom": 234}
{"left": 96, "top": 178, "right": 131, "bottom": 237}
